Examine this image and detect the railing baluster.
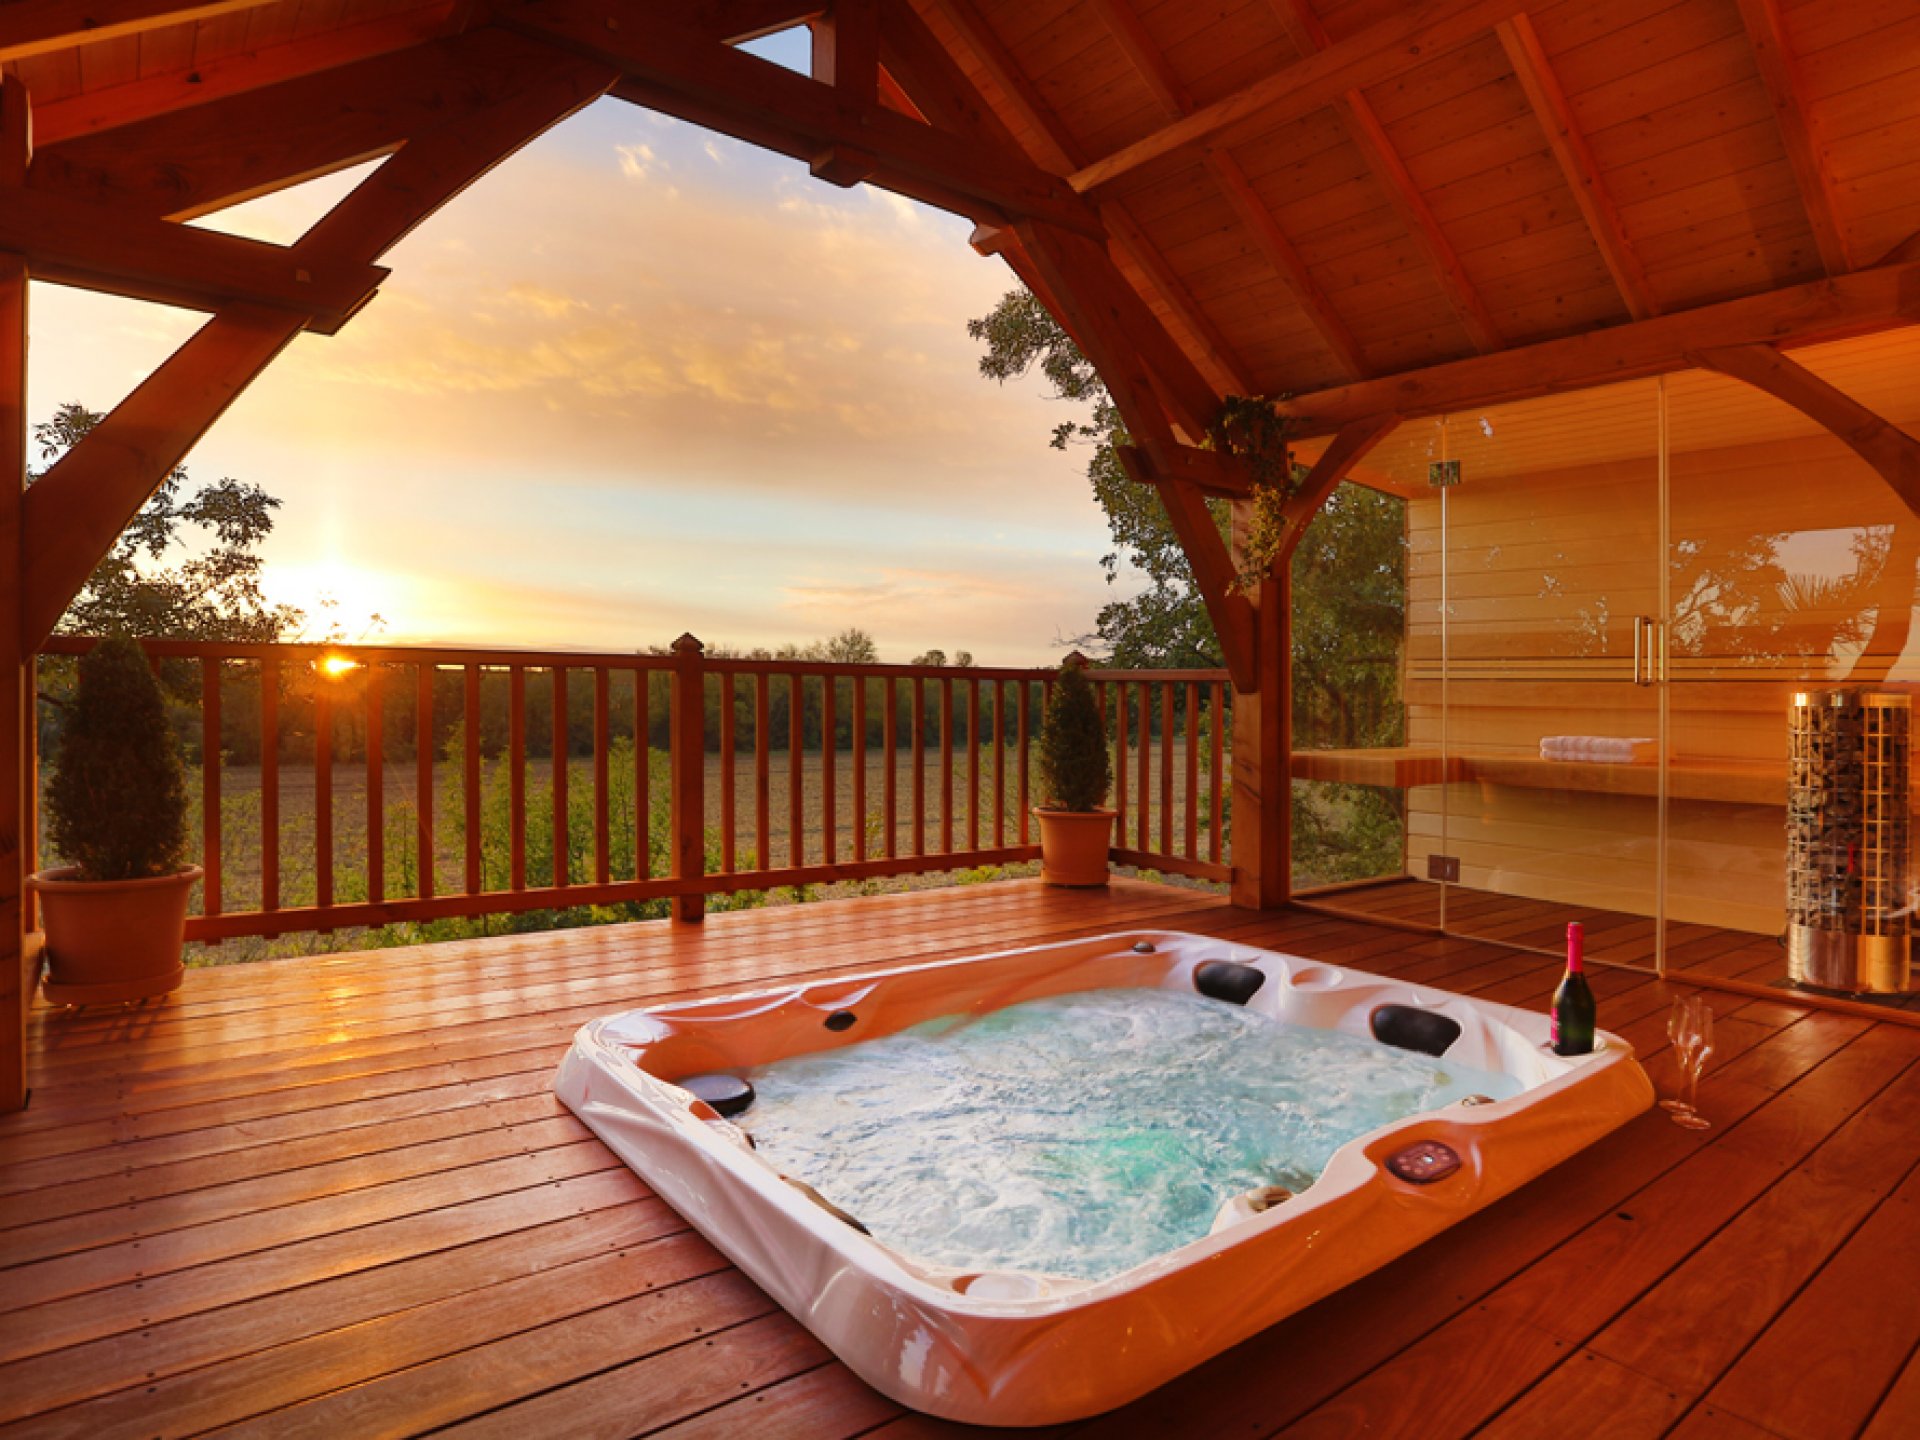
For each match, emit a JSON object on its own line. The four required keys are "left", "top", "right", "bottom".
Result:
{"left": 201, "top": 658, "right": 221, "bottom": 922}
{"left": 821, "top": 675, "right": 836, "bottom": 866}
{"left": 883, "top": 676, "right": 897, "bottom": 860}
{"left": 315, "top": 683, "right": 333, "bottom": 913}
{"left": 754, "top": 673, "right": 770, "bottom": 870}
{"left": 366, "top": 665, "right": 384, "bottom": 906}
{"left": 719, "top": 671, "right": 736, "bottom": 874}
{"left": 1115, "top": 681, "right": 1128, "bottom": 838}
{"left": 993, "top": 679, "right": 1004, "bottom": 849}
{"left": 1185, "top": 681, "right": 1200, "bottom": 859}
{"left": 261, "top": 660, "right": 279, "bottom": 913}
{"left": 852, "top": 675, "right": 867, "bottom": 863}
{"left": 552, "top": 666, "right": 568, "bottom": 889}
{"left": 463, "top": 665, "right": 480, "bottom": 894}
{"left": 417, "top": 664, "right": 434, "bottom": 900}
{"left": 912, "top": 677, "right": 925, "bottom": 857}
{"left": 967, "top": 678, "right": 980, "bottom": 851}
{"left": 1017, "top": 679, "right": 1030, "bottom": 843}
{"left": 1210, "top": 681, "right": 1225, "bottom": 864}
{"left": 509, "top": 666, "right": 526, "bottom": 891}
{"left": 789, "top": 673, "right": 804, "bottom": 868}
{"left": 594, "top": 668, "right": 611, "bottom": 885}
{"left": 1161, "top": 681, "right": 1175, "bottom": 856}
{"left": 635, "top": 669, "right": 651, "bottom": 880}
{"left": 1137, "top": 682, "right": 1150, "bottom": 852}
{"left": 940, "top": 676, "right": 954, "bottom": 853}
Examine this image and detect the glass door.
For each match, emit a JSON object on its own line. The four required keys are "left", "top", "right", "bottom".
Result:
{"left": 1662, "top": 341, "right": 1920, "bottom": 989}
{"left": 1431, "top": 380, "right": 1667, "bottom": 969}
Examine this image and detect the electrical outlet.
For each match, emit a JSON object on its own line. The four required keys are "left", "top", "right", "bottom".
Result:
{"left": 1427, "top": 854, "right": 1461, "bottom": 882}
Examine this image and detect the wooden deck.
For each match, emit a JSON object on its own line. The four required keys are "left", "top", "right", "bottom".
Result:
{"left": 1305, "top": 877, "right": 1835, "bottom": 993}
{"left": 3, "top": 878, "right": 1918, "bottom": 1439}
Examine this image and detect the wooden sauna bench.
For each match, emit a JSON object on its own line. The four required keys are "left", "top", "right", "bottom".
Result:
{"left": 1293, "top": 748, "right": 1784, "bottom": 806}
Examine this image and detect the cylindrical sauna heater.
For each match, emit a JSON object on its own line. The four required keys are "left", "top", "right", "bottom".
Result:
{"left": 1786, "top": 690, "right": 1911, "bottom": 994}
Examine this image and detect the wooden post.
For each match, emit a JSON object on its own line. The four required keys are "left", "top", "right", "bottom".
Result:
{"left": 1230, "top": 499, "right": 1291, "bottom": 910}
{"left": 669, "top": 633, "right": 706, "bottom": 923}
{"left": 1, "top": 76, "right": 31, "bottom": 1110}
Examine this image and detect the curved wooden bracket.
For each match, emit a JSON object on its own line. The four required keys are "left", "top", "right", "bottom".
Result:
{"left": 1274, "top": 414, "right": 1402, "bottom": 566}
{"left": 1690, "top": 344, "right": 1920, "bottom": 518}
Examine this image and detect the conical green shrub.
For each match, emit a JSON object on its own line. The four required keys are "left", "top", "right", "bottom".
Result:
{"left": 1036, "top": 661, "right": 1111, "bottom": 812}
{"left": 46, "top": 635, "right": 188, "bottom": 881}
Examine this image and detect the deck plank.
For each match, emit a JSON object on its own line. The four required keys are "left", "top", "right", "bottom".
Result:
{"left": 1, "top": 879, "right": 1915, "bottom": 1439}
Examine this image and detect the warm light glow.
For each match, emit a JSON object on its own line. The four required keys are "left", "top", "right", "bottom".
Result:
{"left": 319, "top": 654, "right": 361, "bottom": 679}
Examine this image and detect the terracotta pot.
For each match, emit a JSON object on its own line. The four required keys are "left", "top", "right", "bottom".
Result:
{"left": 28, "top": 865, "right": 202, "bottom": 1006}
{"left": 1033, "top": 808, "right": 1116, "bottom": 887}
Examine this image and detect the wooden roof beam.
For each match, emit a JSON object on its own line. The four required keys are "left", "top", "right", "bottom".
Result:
{"left": 1274, "top": 414, "right": 1401, "bottom": 562}
{"left": 1731, "top": 0, "right": 1850, "bottom": 276}
{"left": 28, "top": 7, "right": 460, "bottom": 149}
{"left": 1070, "top": 0, "right": 1525, "bottom": 193}
{"left": 0, "top": 1, "right": 278, "bottom": 64}
{"left": 1691, "top": 345, "right": 1920, "bottom": 517}
{"left": 1209, "top": 154, "right": 1371, "bottom": 382}
{"left": 1496, "top": 14, "right": 1657, "bottom": 322}
{"left": 896, "top": 0, "right": 1252, "bottom": 400}
{"left": 498, "top": 0, "right": 1099, "bottom": 236}
{"left": 28, "top": 27, "right": 565, "bottom": 221}
{"left": 809, "top": 0, "right": 876, "bottom": 108}
{"left": 0, "top": 187, "right": 384, "bottom": 323}
{"left": 1278, "top": 258, "right": 1920, "bottom": 436}
{"left": 1272, "top": 1, "right": 1502, "bottom": 353}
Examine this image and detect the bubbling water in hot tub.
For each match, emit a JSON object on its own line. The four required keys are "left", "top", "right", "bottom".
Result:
{"left": 738, "top": 986, "right": 1520, "bottom": 1283}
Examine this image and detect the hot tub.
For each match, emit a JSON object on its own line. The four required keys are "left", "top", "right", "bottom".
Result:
{"left": 555, "top": 930, "right": 1652, "bottom": 1426}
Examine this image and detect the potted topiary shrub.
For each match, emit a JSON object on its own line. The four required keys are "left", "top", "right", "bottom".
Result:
{"left": 1033, "top": 654, "right": 1116, "bottom": 886}
{"left": 30, "top": 634, "right": 201, "bottom": 1006}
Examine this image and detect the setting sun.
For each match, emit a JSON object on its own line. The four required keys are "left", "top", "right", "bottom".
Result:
{"left": 317, "top": 654, "right": 360, "bottom": 679}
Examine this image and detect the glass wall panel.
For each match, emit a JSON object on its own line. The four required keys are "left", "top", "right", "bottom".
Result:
{"left": 1662, "top": 335, "right": 1920, "bottom": 993}
{"left": 1289, "top": 421, "right": 1441, "bottom": 929}
{"left": 1435, "top": 381, "right": 1666, "bottom": 968}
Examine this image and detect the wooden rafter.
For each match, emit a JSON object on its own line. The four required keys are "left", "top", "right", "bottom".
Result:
{"left": 1271, "top": 0, "right": 1503, "bottom": 353}
{"left": 29, "top": 28, "right": 562, "bottom": 222}
{"left": 1691, "top": 344, "right": 1920, "bottom": 517}
{"left": 926, "top": 0, "right": 1255, "bottom": 401}
{"left": 1278, "top": 257, "right": 1920, "bottom": 436}
{"left": 1496, "top": 14, "right": 1657, "bottom": 322}
{"left": 499, "top": 0, "right": 1099, "bottom": 236}
{"left": 1207, "top": 153, "right": 1370, "bottom": 383}
{"left": 18, "top": 58, "right": 616, "bottom": 651}
{"left": 809, "top": 0, "right": 877, "bottom": 109}
{"left": 1731, "top": 0, "right": 1850, "bottom": 276}
{"left": 1069, "top": 0, "right": 1524, "bottom": 193}
{"left": 0, "top": 0, "right": 278, "bottom": 63}
{"left": 1088, "top": 0, "right": 1368, "bottom": 384}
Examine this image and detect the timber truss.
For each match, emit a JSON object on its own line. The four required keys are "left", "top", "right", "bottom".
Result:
{"left": 4, "top": 0, "right": 1920, "bottom": 1110}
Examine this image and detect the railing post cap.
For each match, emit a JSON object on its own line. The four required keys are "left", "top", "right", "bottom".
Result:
{"left": 1062, "top": 650, "right": 1091, "bottom": 670}
{"left": 670, "top": 633, "right": 705, "bottom": 656}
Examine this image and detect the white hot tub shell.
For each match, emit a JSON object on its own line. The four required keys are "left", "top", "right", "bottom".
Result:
{"left": 554, "top": 930, "right": 1653, "bottom": 1426}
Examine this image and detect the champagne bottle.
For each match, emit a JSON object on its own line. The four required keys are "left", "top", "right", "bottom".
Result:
{"left": 1550, "top": 922, "right": 1597, "bottom": 1056}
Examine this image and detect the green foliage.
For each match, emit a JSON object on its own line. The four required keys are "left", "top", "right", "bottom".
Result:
{"left": 31, "top": 403, "right": 302, "bottom": 642}
{"left": 45, "top": 635, "right": 189, "bottom": 881}
{"left": 1207, "top": 394, "right": 1304, "bottom": 591}
{"left": 1036, "top": 663, "right": 1111, "bottom": 811}
{"left": 971, "top": 285, "right": 1411, "bottom": 883}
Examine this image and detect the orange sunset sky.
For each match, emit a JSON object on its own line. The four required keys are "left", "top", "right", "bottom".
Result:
{"left": 25, "top": 32, "right": 1123, "bottom": 666}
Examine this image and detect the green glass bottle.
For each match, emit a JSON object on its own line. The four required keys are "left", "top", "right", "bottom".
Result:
{"left": 1550, "top": 921, "right": 1597, "bottom": 1056}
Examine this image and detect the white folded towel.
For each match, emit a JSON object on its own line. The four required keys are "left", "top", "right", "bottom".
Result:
{"left": 1539, "top": 736, "right": 1657, "bottom": 764}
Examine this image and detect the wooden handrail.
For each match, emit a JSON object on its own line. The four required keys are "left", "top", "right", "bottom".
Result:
{"left": 35, "top": 637, "right": 1232, "bottom": 942}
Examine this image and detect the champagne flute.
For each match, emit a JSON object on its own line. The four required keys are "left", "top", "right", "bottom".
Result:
{"left": 1661, "top": 997, "right": 1699, "bottom": 1115}
{"left": 1672, "top": 1003, "right": 1713, "bottom": 1131}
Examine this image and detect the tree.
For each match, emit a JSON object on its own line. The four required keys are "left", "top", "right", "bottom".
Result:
{"left": 970, "top": 286, "right": 1409, "bottom": 882}
{"left": 30, "top": 402, "right": 300, "bottom": 642}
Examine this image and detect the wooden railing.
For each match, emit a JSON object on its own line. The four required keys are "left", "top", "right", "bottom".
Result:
{"left": 37, "top": 638, "right": 1232, "bottom": 941}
